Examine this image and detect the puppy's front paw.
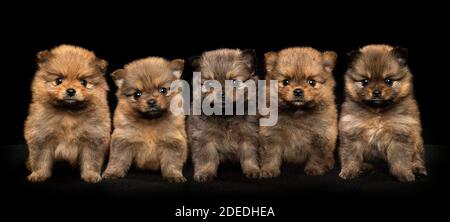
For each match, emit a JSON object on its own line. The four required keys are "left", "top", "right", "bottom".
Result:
{"left": 304, "top": 164, "right": 327, "bottom": 176}
{"left": 27, "top": 171, "right": 50, "bottom": 182}
{"left": 339, "top": 167, "right": 361, "bottom": 180}
{"left": 361, "top": 163, "right": 375, "bottom": 172}
{"left": 259, "top": 168, "right": 280, "bottom": 178}
{"left": 194, "top": 172, "right": 216, "bottom": 182}
{"left": 391, "top": 168, "right": 415, "bottom": 182}
{"left": 243, "top": 167, "right": 260, "bottom": 179}
{"left": 165, "top": 175, "right": 187, "bottom": 183}
{"left": 413, "top": 165, "right": 427, "bottom": 176}
{"left": 81, "top": 171, "right": 102, "bottom": 183}
{"left": 102, "top": 170, "right": 126, "bottom": 180}
{"left": 396, "top": 173, "right": 415, "bottom": 182}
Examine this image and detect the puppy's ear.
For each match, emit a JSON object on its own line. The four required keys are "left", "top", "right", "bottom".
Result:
{"left": 170, "top": 59, "right": 184, "bottom": 79}
{"left": 264, "top": 51, "right": 278, "bottom": 72}
{"left": 36, "top": 50, "right": 52, "bottom": 66}
{"left": 188, "top": 56, "right": 201, "bottom": 72}
{"left": 391, "top": 47, "right": 408, "bottom": 66}
{"left": 95, "top": 58, "right": 108, "bottom": 74}
{"left": 111, "top": 69, "right": 125, "bottom": 88}
{"left": 241, "top": 49, "right": 256, "bottom": 74}
{"left": 347, "top": 50, "right": 361, "bottom": 66}
{"left": 322, "top": 51, "right": 337, "bottom": 72}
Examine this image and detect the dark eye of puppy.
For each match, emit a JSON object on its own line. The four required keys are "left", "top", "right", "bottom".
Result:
{"left": 385, "top": 78, "right": 393, "bottom": 86}
{"left": 159, "top": 87, "right": 167, "bottom": 94}
{"left": 134, "top": 90, "right": 142, "bottom": 99}
{"left": 282, "top": 79, "right": 290, "bottom": 86}
{"left": 308, "top": 79, "right": 316, "bottom": 87}
{"left": 361, "top": 79, "right": 369, "bottom": 87}
{"left": 80, "top": 79, "right": 87, "bottom": 87}
{"left": 55, "top": 77, "right": 63, "bottom": 85}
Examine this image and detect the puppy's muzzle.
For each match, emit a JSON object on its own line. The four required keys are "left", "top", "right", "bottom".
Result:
{"left": 293, "top": 88, "right": 304, "bottom": 98}
{"left": 147, "top": 99, "right": 158, "bottom": 108}
{"left": 139, "top": 99, "right": 163, "bottom": 118}
{"left": 66, "top": 88, "right": 76, "bottom": 97}
{"left": 372, "top": 90, "right": 382, "bottom": 98}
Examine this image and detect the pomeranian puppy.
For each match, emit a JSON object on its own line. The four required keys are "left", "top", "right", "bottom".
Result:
{"left": 188, "top": 49, "right": 260, "bottom": 182}
{"left": 102, "top": 57, "right": 188, "bottom": 183}
{"left": 339, "top": 44, "right": 426, "bottom": 181}
{"left": 24, "top": 45, "right": 110, "bottom": 183}
{"left": 259, "top": 47, "right": 337, "bottom": 177}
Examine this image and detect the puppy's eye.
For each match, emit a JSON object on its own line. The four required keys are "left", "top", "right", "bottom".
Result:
{"left": 361, "top": 79, "right": 369, "bottom": 87}
{"left": 385, "top": 78, "right": 394, "bottom": 86}
{"left": 232, "top": 79, "right": 241, "bottom": 87}
{"left": 282, "top": 79, "right": 290, "bottom": 86}
{"left": 55, "top": 78, "right": 63, "bottom": 85}
{"left": 308, "top": 79, "right": 316, "bottom": 87}
{"left": 159, "top": 87, "right": 167, "bottom": 94}
{"left": 80, "top": 79, "right": 88, "bottom": 87}
{"left": 134, "top": 91, "right": 142, "bottom": 99}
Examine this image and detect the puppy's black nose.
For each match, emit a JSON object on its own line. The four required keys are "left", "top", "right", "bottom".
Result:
{"left": 293, "top": 88, "right": 303, "bottom": 98}
{"left": 147, "top": 99, "right": 157, "bottom": 107}
{"left": 373, "top": 90, "right": 382, "bottom": 98}
{"left": 66, "top": 88, "right": 76, "bottom": 97}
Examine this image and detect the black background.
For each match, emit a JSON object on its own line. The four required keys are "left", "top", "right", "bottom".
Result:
{"left": 2, "top": 4, "right": 449, "bottom": 146}
{"left": 1, "top": 2, "right": 449, "bottom": 220}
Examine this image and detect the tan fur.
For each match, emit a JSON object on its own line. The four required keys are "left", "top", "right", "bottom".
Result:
{"left": 102, "top": 57, "right": 188, "bottom": 183}
{"left": 339, "top": 44, "right": 426, "bottom": 181}
{"left": 24, "top": 44, "right": 111, "bottom": 183}
{"left": 259, "top": 47, "right": 338, "bottom": 177}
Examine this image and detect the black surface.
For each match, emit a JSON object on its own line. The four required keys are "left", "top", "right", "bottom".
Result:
{"left": 1, "top": 144, "right": 449, "bottom": 219}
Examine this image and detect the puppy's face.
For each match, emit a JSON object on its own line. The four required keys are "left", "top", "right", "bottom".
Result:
{"left": 192, "top": 49, "right": 256, "bottom": 107}
{"left": 265, "top": 47, "right": 336, "bottom": 109}
{"left": 113, "top": 57, "right": 184, "bottom": 119}
{"left": 34, "top": 45, "right": 108, "bottom": 110}
{"left": 345, "top": 45, "right": 412, "bottom": 108}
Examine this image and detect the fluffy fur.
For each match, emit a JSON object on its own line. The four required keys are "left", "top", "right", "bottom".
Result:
{"left": 259, "top": 47, "right": 338, "bottom": 177}
{"left": 102, "top": 57, "right": 188, "bottom": 183}
{"left": 339, "top": 44, "right": 426, "bottom": 182}
{"left": 24, "top": 44, "right": 111, "bottom": 183}
{"left": 188, "top": 48, "right": 260, "bottom": 182}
